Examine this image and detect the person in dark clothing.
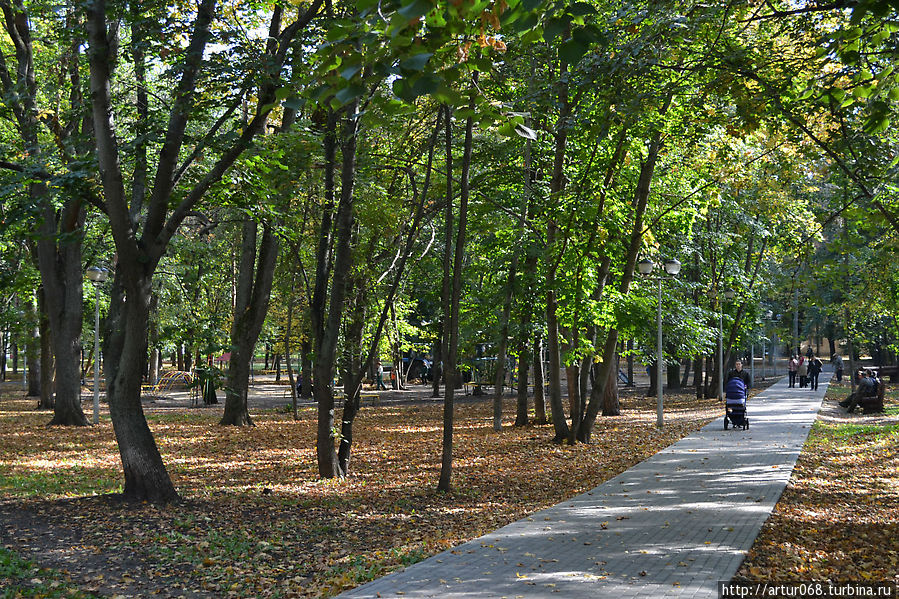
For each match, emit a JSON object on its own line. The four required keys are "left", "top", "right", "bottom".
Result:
{"left": 839, "top": 369, "right": 879, "bottom": 412}
{"left": 807, "top": 355, "right": 823, "bottom": 390}
{"left": 726, "top": 360, "right": 752, "bottom": 389}
{"left": 832, "top": 353, "right": 844, "bottom": 382}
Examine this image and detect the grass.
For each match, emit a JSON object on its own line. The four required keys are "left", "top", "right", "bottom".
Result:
{"left": 0, "top": 547, "right": 98, "bottom": 599}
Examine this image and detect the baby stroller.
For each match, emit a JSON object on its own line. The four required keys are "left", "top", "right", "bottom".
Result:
{"left": 723, "top": 377, "right": 749, "bottom": 430}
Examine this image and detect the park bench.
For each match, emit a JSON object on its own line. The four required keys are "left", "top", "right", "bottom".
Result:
{"left": 871, "top": 365, "right": 899, "bottom": 383}
{"left": 841, "top": 379, "right": 885, "bottom": 414}
{"left": 858, "top": 383, "right": 885, "bottom": 413}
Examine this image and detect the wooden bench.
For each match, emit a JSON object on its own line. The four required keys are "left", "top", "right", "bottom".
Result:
{"left": 360, "top": 392, "right": 380, "bottom": 406}
{"left": 870, "top": 365, "right": 899, "bottom": 383}
{"left": 858, "top": 383, "right": 885, "bottom": 413}
{"left": 841, "top": 381, "right": 885, "bottom": 414}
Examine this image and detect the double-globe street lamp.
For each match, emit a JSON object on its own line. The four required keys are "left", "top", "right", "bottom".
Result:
{"left": 637, "top": 257, "right": 681, "bottom": 428}
{"left": 86, "top": 266, "right": 109, "bottom": 425}
{"left": 717, "top": 288, "right": 736, "bottom": 401}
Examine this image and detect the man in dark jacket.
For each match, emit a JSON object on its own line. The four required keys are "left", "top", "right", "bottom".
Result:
{"left": 808, "top": 355, "right": 823, "bottom": 390}
{"left": 726, "top": 360, "right": 752, "bottom": 389}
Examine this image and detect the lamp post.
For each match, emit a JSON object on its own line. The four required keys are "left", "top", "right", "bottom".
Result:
{"left": 761, "top": 309, "right": 773, "bottom": 380}
{"left": 718, "top": 288, "right": 735, "bottom": 401}
{"left": 638, "top": 257, "right": 681, "bottom": 428}
{"left": 86, "top": 266, "right": 109, "bottom": 425}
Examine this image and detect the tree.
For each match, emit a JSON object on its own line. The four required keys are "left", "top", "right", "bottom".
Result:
{"left": 85, "top": 0, "right": 322, "bottom": 502}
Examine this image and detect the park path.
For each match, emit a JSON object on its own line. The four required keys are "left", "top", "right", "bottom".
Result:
{"left": 337, "top": 373, "right": 830, "bottom": 599}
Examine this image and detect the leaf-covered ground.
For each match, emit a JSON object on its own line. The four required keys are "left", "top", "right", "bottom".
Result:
{"left": 736, "top": 380, "right": 899, "bottom": 583}
{"left": 0, "top": 384, "right": 722, "bottom": 598}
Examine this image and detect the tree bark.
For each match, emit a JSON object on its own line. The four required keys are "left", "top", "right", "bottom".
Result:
{"left": 36, "top": 287, "right": 53, "bottom": 407}
{"left": 26, "top": 295, "right": 41, "bottom": 398}
{"left": 545, "top": 51, "right": 572, "bottom": 444}
{"left": 221, "top": 217, "right": 279, "bottom": 426}
{"left": 301, "top": 339, "right": 312, "bottom": 399}
{"left": 439, "top": 98, "right": 473, "bottom": 492}
{"left": 107, "top": 275, "right": 178, "bottom": 502}
{"left": 311, "top": 101, "right": 359, "bottom": 478}
{"left": 337, "top": 271, "right": 366, "bottom": 476}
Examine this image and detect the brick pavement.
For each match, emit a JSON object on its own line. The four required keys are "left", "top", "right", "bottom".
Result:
{"left": 337, "top": 374, "right": 829, "bottom": 599}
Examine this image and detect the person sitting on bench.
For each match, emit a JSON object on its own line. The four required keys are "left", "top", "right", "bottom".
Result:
{"left": 839, "top": 369, "right": 879, "bottom": 412}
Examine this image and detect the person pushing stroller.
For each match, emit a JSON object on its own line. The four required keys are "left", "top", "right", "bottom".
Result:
{"left": 724, "top": 360, "right": 750, "bottom": 430}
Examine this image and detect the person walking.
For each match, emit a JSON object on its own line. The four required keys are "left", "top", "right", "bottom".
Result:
{"left": 376, "top": 360, "right": 388, "bottom": 390}
{"left": 726, "top": 359, "right": 752, "bottom": 389}
{"left": 797, "top": 355, "right": 808, "bottom": 388}
{"left": 832, "top": 353, "right": 844, "bottom": 382}
{"left": 808, "top": 354, "right": 823, "bottom": 390}
{"left": 788, "top": 355, "right": 799, "bottom": 388}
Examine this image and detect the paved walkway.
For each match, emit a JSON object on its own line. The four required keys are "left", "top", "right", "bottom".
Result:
{"left": 338, "top": 374, "right": 830, "bottom": 599}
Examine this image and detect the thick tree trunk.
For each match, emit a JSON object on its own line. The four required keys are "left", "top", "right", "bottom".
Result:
{"left": 35, "top": 194, "right": 88, "bottom": 427}
{"left": 647, "top": 359, "right": 658, "bottom": 397}
{"left": 108, "top": 274, "right": 179, "bottom": 503}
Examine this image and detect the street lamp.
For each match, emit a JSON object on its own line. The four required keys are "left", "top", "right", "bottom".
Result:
{"left": 761, "top": 309, "right": 773, "bottom": 380}
{"left": 638, "top": 257, "right": 681, "bottom": 428}
{"left": 86, "top": 266, "right": 109, "bottom": 425}
{"left": 717, "top": 287, "right": 735, "bottom": 401}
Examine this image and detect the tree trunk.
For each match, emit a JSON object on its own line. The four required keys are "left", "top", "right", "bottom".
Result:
{"left": 439, "top": 100, "right": 472, "bottom": 492}
{"left": 514, "top": 341, "right": 530, "bottom": 427}
{"left": 36, "top": 288, "right": 53, "bottom": 407}
{"left": 36, "top": 194, "right": 89, "bottom": 427}
{"left": 337, "top": 272, "right": 366, "bottom": 476}
{"left": 107, "top": 274, "right": 179, "bottom": 502}
{"left": 311, "top": 103, "right": 360, "bottom": 479}
{"left": 301, "top": 339, "right": 312, "bottom": 399}
{"left": 222, "top": 218, "right": 279, "bottom": 426}
{"left": 577, "top": 130, "right": 663, "bottom": 442}
{"left": 647, "top": 358, "right": 658, "bottom": 397}
{"left": 667, "top": 361, "right": 681, "bottom": 390}
{"left": 680, "top": 358, "right": 691, "bottom": 387}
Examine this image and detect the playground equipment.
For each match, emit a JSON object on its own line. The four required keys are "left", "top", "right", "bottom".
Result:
{"left": 143, "top": 370, "right": 194, "bottom": 399}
